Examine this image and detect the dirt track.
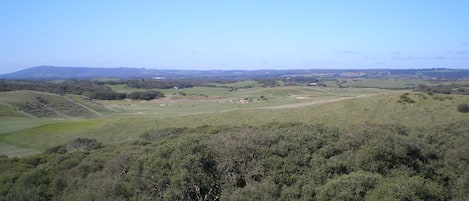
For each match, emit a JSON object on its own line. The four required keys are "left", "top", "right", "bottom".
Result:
{"left": 261, "top": 93, "right": 381, "bottom": 110}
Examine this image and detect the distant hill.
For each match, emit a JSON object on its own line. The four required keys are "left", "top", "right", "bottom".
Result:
{"left": 0, "top": 66, "right": 160, "bottom": 80}
{"left": 1, "top": 66, "right": 468, "bottom": 80}
{"left": 0, "top": 66, "right": 316, "bottom": 80}
{"left": 0, "top": 66, "right": 284, "bottom": 80}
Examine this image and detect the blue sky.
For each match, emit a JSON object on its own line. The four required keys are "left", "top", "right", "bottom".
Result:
{"left": 1, "top": 0, "right": 468, "bottom": 73}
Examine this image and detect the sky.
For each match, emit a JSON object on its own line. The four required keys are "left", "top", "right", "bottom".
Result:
{"left": 1, "top": 0, "right": 468, "bottom": 74}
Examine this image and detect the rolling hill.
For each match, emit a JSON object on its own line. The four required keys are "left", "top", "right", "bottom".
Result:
{"left": 0, "top": 66, "right": 156, "bottom": 80}
{"left": 0, "top": 90, "right": 109, "bottom": 118}
{"left": 2, "top": 66, "right": 468, "bottom": 80}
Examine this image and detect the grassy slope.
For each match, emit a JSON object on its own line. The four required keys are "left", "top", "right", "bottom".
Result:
{"left": 0, "top": 103, "right": 28, "bottom": 118}
{"left": 323, "top": 78, "right": 440, "bottom": 89}
{"left": 99, "top": 86, "right": 387, "bottom": 118}
{"left": 1, "top": 88, "right": 467, "bottom": 157}
{"left": 150, "top": 91, "right": 468, "bottom": 129}
{"left": 0, "top": 90, "right": 110, "bottom": 118}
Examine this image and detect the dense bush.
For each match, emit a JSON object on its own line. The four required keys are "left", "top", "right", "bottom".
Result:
{"left": 1, "top": 122, "right": 468, "bottom": 200}
{"left": 365, "top": 175, "right": 447, "bottom": 201}
{"left": 124, "top": 79, "right": 194, "bottom": 89}
{"left": 316, "top": 172, "right": 382, "bottom": 201}
{"left": 457, "top": 103, "right": 469, "bottom": 113}
{"left": 126, "top": 90, "right": 165, "bottom": 100}
{"left": 44, "top": 138, "right": 104, "bottom": 154}
{"left": 255, "top": 79, "right": 280, "bottom": 87}
{"left": 0, "top": 80, "right": 126, "bottom": 100}
{"left": 415, "top": 84, "right": 469, "bottom": 95}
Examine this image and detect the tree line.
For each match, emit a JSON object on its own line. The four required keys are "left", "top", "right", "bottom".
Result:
{"left": 0, "top": 80, "right": 164, "bottom": 100}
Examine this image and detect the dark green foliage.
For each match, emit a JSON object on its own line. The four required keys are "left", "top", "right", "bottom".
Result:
{"left": 416, "top": 84, "right": 469, "bottom": 95}
{"left": 256, "top": 79, "right": 280, "bottom": 87}
{"left": 127, "top": 90, "right": 165, "bottom": 100}
{"left": 140, "top": 127, "right": 187, "bottom": 141}
{"left": 131, "top": 135, "right": 220, "bottom": 200}
{"left": 316, "top": 172, "right": 382, "bottom": 201}
{"left": 124, "top": 79, "right": 194, "bottom": 89}
{"left": 1, "top": 122, "right": 468, "bottom": 200}
{"left": 397, "top": 93, "right": 416, "bottom": 103}
{"left": 457, "top": 103, "right": 469, "bottom": 113}
{"left": 365, "top": 176, "right": 447, "bottom": 201}
{"left": 44, "top": 138, "right": 103, "bottom": 154}
{"left": 0, "top": 80, "right": 126, "bottom": 100}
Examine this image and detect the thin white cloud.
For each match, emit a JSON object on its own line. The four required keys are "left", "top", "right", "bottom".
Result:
{"left": 337, "top": 50, "right": 362, "bottom": 54}
{"left": 391, "top": 56, "right": 425, "bottom": 60}
{"left": 455, "top": 51, "right": 469, "bottom": 55}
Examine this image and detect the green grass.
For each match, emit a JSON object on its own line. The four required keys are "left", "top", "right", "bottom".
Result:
{"left": 106, "top": 84, "right": 146, "bottom": 93}
{"left": 66, "top": 95, "right": 114, "bottom": 114}
{"left": 160, "top": 86, "right": 233, "bottom": 97}
{"left": 1, "top": 84, "right": 468, "bottom": 157}
{"left": 97, "top": 86, "right": 386, "bottom": 118}
{"left": 208, "top": 80, "right": 259, "bottom": 88}
{"left": 0, "top": 119, "right": 108, "bottom": 150}
{"left": 0, "top": 117, "right": 65, "bottom": 135}
{"left": 0, "top": 103, "right": 27, "bottom": 118}
{"left": 325, "top": 79, "right": 429, "bottom": 89}
{"left": 0, "top": 91, "right": 105, "bottom": 118}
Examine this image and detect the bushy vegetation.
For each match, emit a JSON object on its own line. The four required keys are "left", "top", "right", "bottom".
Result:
{"left": 122, "top": 79, "right": 194, "bottom": 89}
{"left": 255, "top": 79, "right": 280, "bottom": 87}
{"left": 397, "top": 92, "right": 416, "bottom": 103}
{"left": 1, "top": 122, "right": 468, "bottom": 200}
{"left": 1, "top": 77, "right": 469, "bottom": 200}
{"left": 457, "top": 103, "right": 469, "bottom": 113}
{"left": 127, "top": 90, "right": 165, "bottom": 100}
{"left": 0, "top": 80, "right": 168, "bottom": 101}
{"left": 415, "top": 84, "right": 469, "bottom": 95}
{"left": 0, "top": 80, "right": 126, "bottom": 100}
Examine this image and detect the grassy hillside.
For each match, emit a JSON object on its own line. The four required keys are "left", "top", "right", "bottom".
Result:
{"left": 0, "top": 83, "right": 468, "bottom": 200}
{"left": 0, "top": 90, "right": 109, "bottom": 118}
{"left": 0, "top": 103, "right": 28, "bottom": 118}
{"left": 1, "top": 91, "right": 467, "bottom": 157}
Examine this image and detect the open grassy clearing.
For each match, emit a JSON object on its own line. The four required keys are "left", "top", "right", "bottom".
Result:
{"left": 98, "top": 86, "right": 387, "bottom": 118}
{"left": 325, "top": 78, "right": 431, "bottom": 89}
{"left": 0, "top": 117, "right": 68, "bottom": 135}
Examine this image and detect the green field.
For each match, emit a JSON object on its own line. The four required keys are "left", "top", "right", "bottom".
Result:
{"left": 1, "top": 84, "right": 467, "bottom": 157}
{"left": 1, "top": 80, "right": 469, "bottom": 200}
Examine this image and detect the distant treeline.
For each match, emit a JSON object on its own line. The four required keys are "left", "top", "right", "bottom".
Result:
{"left": 415, "top": 84, "right": 469, "bottom": 95}
{"left": 106, "top": 79, "right": 195, "bottom": 89}
{"left": 390, "top": 69, "right": 469, "bottom": 79}
{"left": 103, "top": 79, "right": 242, "bottom": 89}
{"left": 0, "top": 81, "right": 164, "bottom": 100}
{"left": 254, "top": 77, "right": 324, "bottom": 87}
